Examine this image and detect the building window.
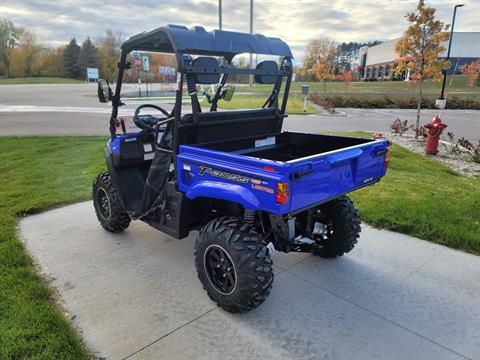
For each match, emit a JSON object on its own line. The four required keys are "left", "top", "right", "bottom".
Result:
{"left": 385, "top": 65, "right": 390, "bottom": 77}
{"left": 379, "top": 67, "right": 384, "bottom": 78}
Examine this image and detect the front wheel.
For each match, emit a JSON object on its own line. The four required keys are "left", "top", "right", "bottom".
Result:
{"left": 195, "top": 217, "right": 274, "bottom": 313}
{"left": 92, "top": 172, "right": 131, "bottom": 233}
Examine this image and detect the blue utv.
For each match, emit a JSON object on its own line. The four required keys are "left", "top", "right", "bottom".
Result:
{"left": 93, "top": 25, "right": 390, "bottom": 313}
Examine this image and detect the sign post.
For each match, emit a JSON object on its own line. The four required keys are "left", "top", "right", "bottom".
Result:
{"left": 142, "top": 56, "right": 149, "bottom": 72}
{"left": 142, "top": 56, "right": 150, "bottom": 96}
{"left": 302, "top": 85, "right": 309, "bottom": 113}
{"left": 86, "top": 68, "right": 99, "bottom": 82}
{"left": 134, "top": 56, "right": 142, "bottom": 97}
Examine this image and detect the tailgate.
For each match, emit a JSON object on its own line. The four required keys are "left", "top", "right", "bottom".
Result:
{"left": 288, "top": 140, "right": 388, "bottom": 212}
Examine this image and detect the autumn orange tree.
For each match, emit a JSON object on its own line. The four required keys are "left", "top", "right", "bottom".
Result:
{"left": 336, "top": 70, "right": 353, "bottom": 90}
{"left": 394, "top": 0, "right": 450, "bottom": 138}
{"left": 302, "top": 37, "right": 337, "bottom": 95}
{"left": 461, "top": 60, "right": 480, "bottom": 87}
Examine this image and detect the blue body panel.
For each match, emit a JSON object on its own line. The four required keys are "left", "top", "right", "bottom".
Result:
{"left": 107, "top": 132, "right": 142, "bottom": 156}
{"left": 177, "top": 135, "right": 388, "bottom": 215}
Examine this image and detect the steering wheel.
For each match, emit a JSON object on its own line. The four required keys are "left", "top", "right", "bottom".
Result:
{"left": 133, "top": 104, "right": 170, "bottom": 131}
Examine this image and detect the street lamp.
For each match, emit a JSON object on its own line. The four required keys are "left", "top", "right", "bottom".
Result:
{"left": 249, "top": 0, "right": 254, "bottom": 86}
{"left": 439, "top": 4, "right": 464, "bottom": 101}
{"left": 219, "top": 0, "right": 222, "bottom": 30}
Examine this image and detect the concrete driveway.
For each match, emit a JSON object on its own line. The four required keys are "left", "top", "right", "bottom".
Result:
{"left": 20, "top": 201, "right": 479, "bottom": 360}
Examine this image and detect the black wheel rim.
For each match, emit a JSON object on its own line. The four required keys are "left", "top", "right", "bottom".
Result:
{"left": 96, "top": 188, "right": 111, "bottom": 220}
{"left": 204, "top": 245, "right": 237, "bottom": 295}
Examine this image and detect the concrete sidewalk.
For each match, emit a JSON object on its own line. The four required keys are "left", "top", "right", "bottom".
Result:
{"left": 20, "top": 201, "right": 479, "bottom": 360}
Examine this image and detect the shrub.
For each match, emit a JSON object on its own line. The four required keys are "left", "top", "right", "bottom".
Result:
{"left": 310, "top": 93, "right": 480, "bottom": 110}
{"left": 471, "top": 142, "right": 480, "bottom": 163}
{"left": 413, "top": 125, "right": 428, "bottom": 139}
{"left": 444, "top": 132, "right": 480, "bottom": 162}
{"left": 390, "top": 118, "right": 410, "bottom": 136}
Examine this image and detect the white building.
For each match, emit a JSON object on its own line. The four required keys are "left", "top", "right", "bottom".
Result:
{"left": 356, "top": 32, "right": 480, "bottom": 81}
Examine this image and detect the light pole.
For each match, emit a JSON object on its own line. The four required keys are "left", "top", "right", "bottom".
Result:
{"left": 249, "top": 0, "right": 254, "bottom": 86}
{"left": 439, "top": 4, "right": 464, "bottom": 100}
{"left": 219, "top": 0, "right": 222, "bottom": 30}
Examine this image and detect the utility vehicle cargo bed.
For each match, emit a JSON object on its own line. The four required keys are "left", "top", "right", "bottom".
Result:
{"left": 177, "top": 132, "right": 389, "bottom": 214}
{"left": 198, "top": 132, "right": 375, "bottom": 162}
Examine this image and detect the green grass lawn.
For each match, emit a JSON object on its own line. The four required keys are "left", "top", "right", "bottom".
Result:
{"left": 0, "top": 134, "right": 479, "bottom": 357}
{"left": 236, "top": 75, "right": 480, "bottom": 102}
{"left": 345, "top": 132, "right": 480, "bottom": 253}
{"left": 0, "top": 137, "right": 107, "bottom": 359}
{"left": 208, "top": 94, "right": 318, "bottom": 114}
{"left": 0, "top": 77, "right": 84, "bottom": 85}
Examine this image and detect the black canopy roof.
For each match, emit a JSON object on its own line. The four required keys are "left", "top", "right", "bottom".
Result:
{"left": 121, "top": 25, "right": 293, "bottom": 58}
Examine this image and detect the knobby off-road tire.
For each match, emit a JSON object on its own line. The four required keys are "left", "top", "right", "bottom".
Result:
{"left": 315, "top": 196, "right": 361, "bottom": 258}
{"left": 92, "top": 172, "right": 131, "bottom": 233}
{"left": 195, "top": 217, "right": 274, "bottom": 313}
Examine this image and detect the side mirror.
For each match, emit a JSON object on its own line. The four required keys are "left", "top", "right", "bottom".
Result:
{"left": 221, "top": 85, "right": 235, "bottom": 102}
{"left": 255, "top": 61, "right": 279, "bottom": 84}
{"left": 97, "top": 79, "right": 112, "bottom": 103}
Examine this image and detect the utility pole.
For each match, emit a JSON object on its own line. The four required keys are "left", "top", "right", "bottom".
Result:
{"left": 249, "top": 0, "right": 254, "bottom": 86}
{"left": 439, "top": 4, "right": 464, "bottom": 100}
{"left": 219, "top": 0, "right": 222, "bottom": 30}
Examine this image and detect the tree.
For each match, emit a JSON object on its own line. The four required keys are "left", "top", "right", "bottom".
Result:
{"left": 78, "top": 37, "right": 99, "bottom": 80}
{"left": 19, "top": 31, "right": 40, "bottom": 77}
{"left": 302, "top": 38, "right": 337, "bottom": 80}
{"left": 461, "top": 60, "right": 480, "bottom": 87}
{"left": 394, "top": 0, "right": 450, "bottom": 138}
{"left": 303, "top": 38, "right": 337, "bottom": 94}
{"left": 0, "top": 20, "right": 23, "bottom": 78}
{"left": 32, "top": 46, "right": 65, "bottom": 77}
{"left": 336, "top": 70, "right": 353, "bottom": 90}
{"left": 98, "top": 30, "right": 122, "bottom": 82}
{"left": 63, "top": 38, "right": 81, "bottom": 79}
{"left": 336, "top": 41, "right": 382, "bottom": 71}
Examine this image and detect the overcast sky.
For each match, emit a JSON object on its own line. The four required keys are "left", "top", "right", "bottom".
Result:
{"left": 1, "top": 0, "right": 478, "bottom": 63}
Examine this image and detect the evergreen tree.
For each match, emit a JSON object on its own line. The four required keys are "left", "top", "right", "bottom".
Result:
{"left": 63, "top": 38, "right": 81, "bottom": 79}
{"left": 78, "top": 37, "right": 98, "bottom": 80}
{"left": 336, "top": 41, "right": 382, "bottom": 71}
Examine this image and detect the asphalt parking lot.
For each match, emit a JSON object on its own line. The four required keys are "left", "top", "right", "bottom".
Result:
{"left": 21, "top": 201, "right": 480, "bottom": 360}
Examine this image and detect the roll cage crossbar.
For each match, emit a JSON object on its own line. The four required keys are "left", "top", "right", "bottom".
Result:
{"left": 109, "top": 25, "right": 293, "bottom": 158}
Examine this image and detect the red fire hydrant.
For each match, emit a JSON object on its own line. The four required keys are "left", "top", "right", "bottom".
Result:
{"left": 424, "top": 116, "right": 447, "bottom": 155}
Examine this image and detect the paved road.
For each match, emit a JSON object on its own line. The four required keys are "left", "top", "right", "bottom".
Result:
{"left": 21, "top": 201, "right": 480, "bottom": 359}
{"left": 288, "top": 108, "right": 480, "bottom": 142}
{"left": 1, "top": 84, "right": 479, "bottom": 141}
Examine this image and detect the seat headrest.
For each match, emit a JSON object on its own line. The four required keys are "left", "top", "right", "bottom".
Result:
{"left": 193, "top": 57, "right": 220, "bottom": 84}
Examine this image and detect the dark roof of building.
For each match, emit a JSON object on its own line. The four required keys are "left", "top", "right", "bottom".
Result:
{"left": 121, "top": 24, "right": 293, "bottom": 58}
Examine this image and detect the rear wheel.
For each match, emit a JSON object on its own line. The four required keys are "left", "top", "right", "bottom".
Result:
{"left": 312, "top": 196, "right": 361, "bottom": 258}
{"left": 93, "top": 172, "right": 130, "bottom": 233}
{"left": 195, "top": 217, "right": 273, "bottom": 313}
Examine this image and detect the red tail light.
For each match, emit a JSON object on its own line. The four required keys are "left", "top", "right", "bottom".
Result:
{"left": 385, "top": 151, "right": 391, "bottom": 168}
{"left": 276, "top": 182, "right": 289, "bottom": 204}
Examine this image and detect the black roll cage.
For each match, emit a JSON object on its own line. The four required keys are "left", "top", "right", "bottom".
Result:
{"left": 108, "top": 25, "right": 293, "bottom": 164}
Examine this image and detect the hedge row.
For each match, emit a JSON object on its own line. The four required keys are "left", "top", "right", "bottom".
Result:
{"left": 310, "top": 93, "right": 480, "bottom": 110}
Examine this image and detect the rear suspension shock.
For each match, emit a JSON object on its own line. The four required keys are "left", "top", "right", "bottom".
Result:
{"left": 243, "top": 209, "right": 256, "bottom": 224}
